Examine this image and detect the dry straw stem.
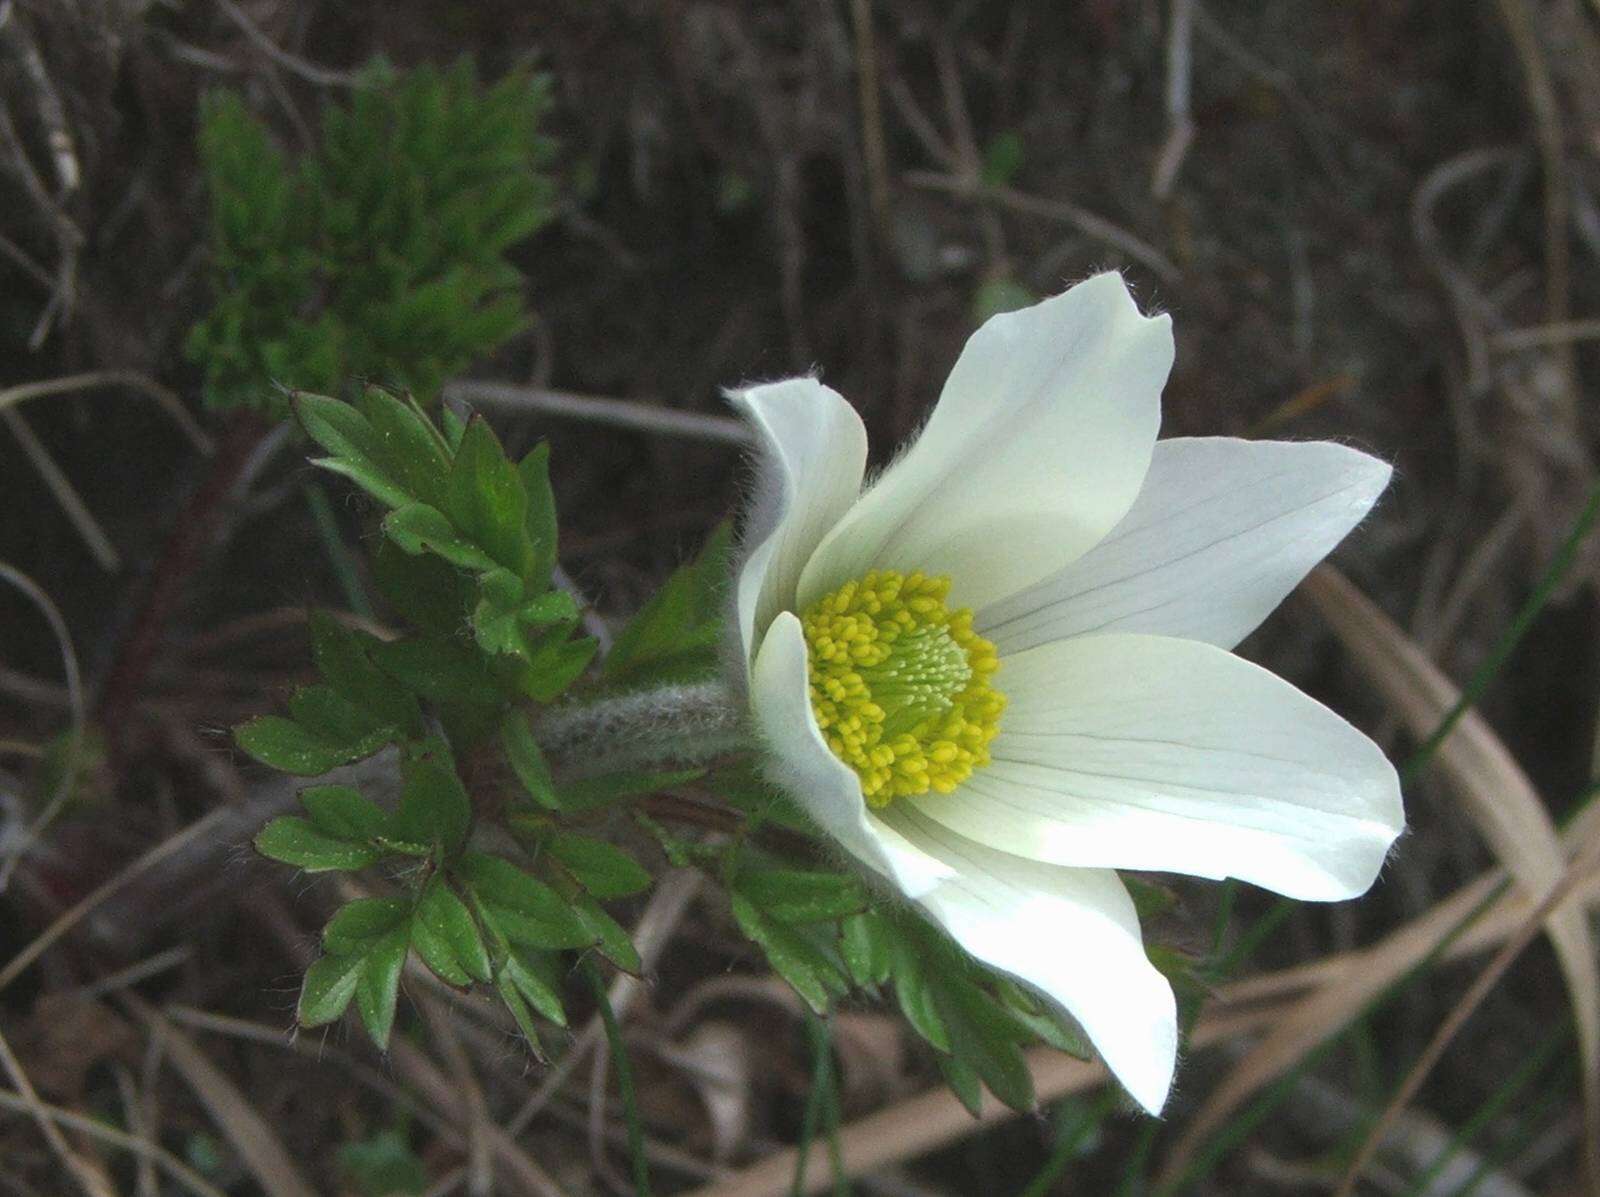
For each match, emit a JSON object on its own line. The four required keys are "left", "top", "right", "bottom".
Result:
{"left": 1304, "top": 566, "right": 1600, "bottom": 1103}
{"left": 0, "top": 807, "right": 233, "bottom": 993}
{"left": 686, "top": 1005, "right": 1285, "bottom": 1197}
{"left": 444, "top": 381, "right": 752, "bottom": 446}
{"left": 1159, "top": 564, "right": 1600, "bottom": 1179}
{"left": 1333, "top": 834, "right": 1600, "bottom": 1197}
{"left": 0, "top": 1086, "right": 227, "bottom": 1197}
{"left": 0, "top": 370, "right": 215, "bottom": 455}
{"left": 128, "top": 999, "right": 317, "bottom": 1197}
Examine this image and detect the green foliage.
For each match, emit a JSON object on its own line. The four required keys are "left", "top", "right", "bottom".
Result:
{"left": 187, "top": 60, "right": 555, "bottom": 415}
{"left": 603, "top": 523, "right": 732, "bottom": 685}
{"left": 241, "top": 388, "right": 652, "bottom": 1055}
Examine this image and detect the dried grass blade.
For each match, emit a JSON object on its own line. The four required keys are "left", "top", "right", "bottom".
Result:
{"left": 133, "top": 1003, "right": 317, "bottom": 1197}
{"left": 1160, "top": 565, "right": 1600, "bottom": 1181}
{"left": 1303, "top": 566, "right": 1599, "bottom": 1108}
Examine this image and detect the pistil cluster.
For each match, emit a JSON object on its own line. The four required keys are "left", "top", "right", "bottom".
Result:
{"left": 800, "top": 570, "right": 1004, "bottom": 806}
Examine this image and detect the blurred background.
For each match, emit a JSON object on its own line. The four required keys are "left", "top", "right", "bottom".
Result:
{"left": 1, "top": 1, "right": 1598, "bottom": 1193}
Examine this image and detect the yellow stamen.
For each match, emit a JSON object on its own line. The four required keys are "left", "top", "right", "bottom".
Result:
{"left": 800, "top": 570, "right": 1005, "bottom": 807}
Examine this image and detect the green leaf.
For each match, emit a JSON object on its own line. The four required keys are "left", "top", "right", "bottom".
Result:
{"left": 300, "top": 784, "right": 392, "bottom": 841}
{"left": 287, "top": 684, "right": 390, "bottom": 746}
{"left": 298, "top": 952, "right": 364, "bottom": 1027}
{"left": 235, "top": 715, "right": 367, "bottom": 776}
{"left": 933, "top": 977, "right": 1035, "bottom": 1112}
{"left": 731, "top": 894, "right": 840, "bottom": 1014}
{"left": 937, "top": 1053, "right": 985, "bottom": 1118}
{"left": 889, "top": 937, "right": 950, "bottom": 1051}
{"left": 355, "top": 927, "right": 409, "bottom": 1047}
{"left": 373, "top": 633, "right": 507, "bottom": 706}
{"left": 393, "top": 747, "right": 472, "bottom": 857}
{"left": 295, "top": 393, "right": 410, "bottom": 509}
{"left": 309, "top": 611, "right": 421, "bottom": 733}
{"left": 359, "top": 387, "right": 451, "bottom": 510}
{"left": 411, "top": 876, "right": 491, "bottom": 985}
{"left": 502, "top": 943, "right": 568, "bottom": 1026}
{"left": 841, "top": 911, "right": 892, "bottom": 987}
{"left": 383, "top": 503, "right": 500, "bottom": 572}
{"left": 460, "top": 852, "right": 593, "bottom": 949}
{"left": 994, "top": 978, "right": 1091, "bottom": 1058}
{"left": 517, "top": 631, "right": 597, "bottom": 701}
{"left": 556, "top": 767, "right": 702, "bottom": 812}
{"left": 517, "top": 442, "right": 557, "bottom": 586}
{"left": 372, "top": 539, "right": 472, "bottom": 634}
{"left": 495, "top": 974, "right": 546, "bottom": 1059}
{"left": 604, "top": 523, "right": 731, "bottom": 685}
{"left": 324, "top": 897, "right": 410, "bottom": 954}
{"left": 500, "top": 712, "right": 557, "bottom": 809}
{"left": 473, "top": 589, "right": 577, "bottom": 660}
{"left": 447, "top": 417, "right": 532, "bottom": 575}
{"left": 544, "top": 834, "right": 651, "bottom": 899}
{"left": 255, "top": 816, "right": 379, "bottom": 872}
{"left": 735, "top": 868, "right": 867, "bottom": 925}
{"left": 569, "top": 891, "right": 642, "bottom": 973}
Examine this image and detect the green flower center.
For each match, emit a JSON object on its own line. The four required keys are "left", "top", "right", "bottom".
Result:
{"left": 800, "top": 570, "right": 1005, "bottom": 807}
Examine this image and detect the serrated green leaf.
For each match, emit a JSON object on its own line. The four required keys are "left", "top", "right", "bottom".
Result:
{"left": 517, "top": 631, "right": 596, "bottom": 701}
{"left": 934, "top": 978, "right": 1035, "bottom": 1112}
{"left": 392, "top": 748, "right": 472, "bottom": 856}
{"left": 372, "top": 634, "right": 507, "bottom": 706}
{"left": 235, "top": 716, "right": 363, "bottom": 776}
{"left": 516, "top": 442, "right": 557, "bottom": 585}
{"left": 324, "top": 897, "right": 411, "bottom": 954}
{"left": 300, "top": 784, "right": 392, "bottom": 841}
{"left": 603, "top": 523, "right": 730, "bottom": 685}
{"left": 460, "top": 852, "right": 593, "bottom": 949}
{"left": 503, "top": 944, "right": 568, "bottom": 1026}
{"left": 732, "top": 893, "right": 837, "bottom": 1014}
{"left": 355, "top": 927, "right": 409, "bottom": 1048}
{"left": 500, "top": 712, "right": 557, "bottom": 809}
{"left": 412, "top": 877, "right": 491, "bottom": 984}
{"left": 255, "top": 816, "right": 380, "bottom": 872}
{"left": 286, "top": 683, "right": 390, "bottom": 746}
{"left": 937, "top": 1053, "right": 985, "bottom": 1117}
{"left": 841, "top": 911, "right": 892, "bottom": 987}
{"left": 372, "top": 539, "right": 472, "bottom": 634}
{"left": 495, "top": 974, "right": 546, "bottom": 1059}
{"left": 473, "top": 589, "right": 577, "bottom": 660}
{"left": 735, "top": 868, "right": 867, "bottom": 925}
{"left": 359, "top": 388, "right": 451, "bottom": 510}
{"left": 569, "top": 891, "right": 642, "bottom": 973}
{"left": 890, "top": 941, "right": 950, "bottom": 1051}
{"left": 447, "top": 417, "right": 532, "bottom": 575}
{"left": 295, "top": 393, "right": 410, "bottom": 509}
{"left": 384, "top": 503, "right": 500, "bottom": 572}
{"left": 556, "top": 767, "right": 702, "bottom": 812}
{"left": 544, "top": 834, "right": 651, "bottom": 899}
{"left": 440, "top": 406, "right": 469, "bottom": 452}
{"left": 309, "top": 611, "right": 421, "bottom": 733}
{"left": 299, "top": 951, "right": 365, "bottom": 1027}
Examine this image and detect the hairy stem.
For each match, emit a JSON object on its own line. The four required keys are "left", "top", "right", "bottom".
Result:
{"left": 532, "top": 679, "right": 750, "bottom": 778}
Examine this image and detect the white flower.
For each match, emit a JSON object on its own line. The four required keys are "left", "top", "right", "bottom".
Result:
{"left": 727, "top": 272, "right": 1403, "bottom": 1114}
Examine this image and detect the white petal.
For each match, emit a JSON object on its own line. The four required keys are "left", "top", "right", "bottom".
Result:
{"left": 796, "top": 273, "right": 1171, "bottom": 612}
{"left": 978, "top": 437, "right": 1392, "bottom": 652}
{"left": 879, "top": 807, "right": 1178, "bottom": 1114}
{"left": 911, "top": 633, "right": 1403, "bottom": 901}
{"left": 729, "top": 379, "right": 868, "bottom": 668}
{"left": 749, "top": 612, "right": 955, "bottom": 897}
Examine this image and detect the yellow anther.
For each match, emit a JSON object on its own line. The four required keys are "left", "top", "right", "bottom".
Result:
{"left": 800, "top": 570, "right": 1005, "bottom": 807}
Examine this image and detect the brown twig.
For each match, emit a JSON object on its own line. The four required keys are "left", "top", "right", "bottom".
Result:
{"left": 96, "top": 414, "right": 271, "bottom": 756}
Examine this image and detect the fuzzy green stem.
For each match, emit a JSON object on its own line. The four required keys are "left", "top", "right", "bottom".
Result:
{"left": 532, "top": 679, "right": 750, "bottom": 779}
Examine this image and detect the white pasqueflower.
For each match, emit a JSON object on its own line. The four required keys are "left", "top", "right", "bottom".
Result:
{"left": 727, "top": 272, "right": 1403, "bottom": 1114}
